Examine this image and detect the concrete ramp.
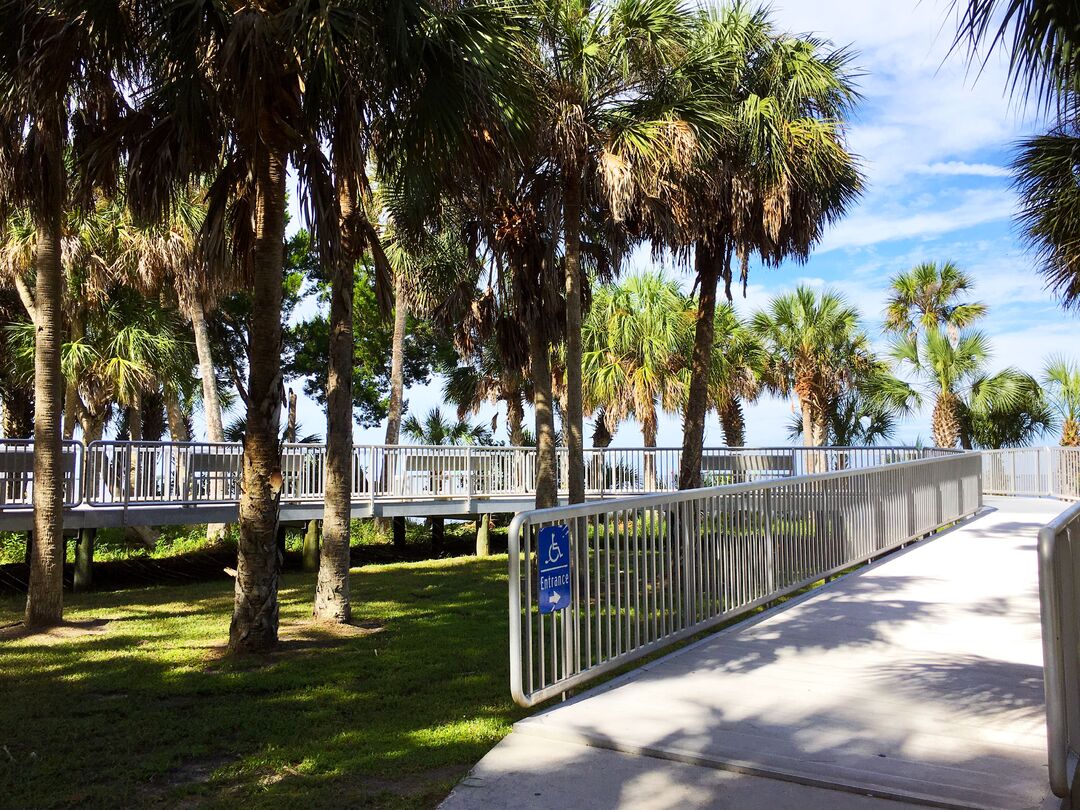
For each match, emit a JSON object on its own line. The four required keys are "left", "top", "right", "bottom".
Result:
{"left": 444, "top": 498, "right": 1068, "bottom": 810}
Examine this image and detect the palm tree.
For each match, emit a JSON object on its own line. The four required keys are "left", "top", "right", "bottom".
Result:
{"left": 883, "top": 261, "right": 988, "bottom": 340}
{"left": 752, "top": 287, "right": 873, "bottom": 450}
{"left": 786, "top": 362, "right": 912, "bottom": 447}
{"left": 892, "top": 329, "right": 985, "bottom": 448}
{"left": 129, "top": 0, "right": 526, "bottom": 646}
{"left": 964, "top": 374, "right": 1053, "bottom": 449}
{"left": 525, "top": 0, "right": 701, "bottom": 506}
{"left": 1011, "top": 128, "right": 1080, "bottom": 305}
{"left": 632, "top": 5, "right": 863, "bottom": 489}
{"left": 582, "top": 270, "right": 693, "bottom": 488}
{"left": 402, "top": 407, "right": 493, "bottom": 549}
{"left": 1044, "top": 356, "right": 1080, "bottom": 446}
{"left": 953, "top": 2, "right": 1079, "bottom": 116}
{"left": 890, "top": 326, "right": 1042, "bottom": 448}
{"left": 0, "top": 0, "right": 134, "bottom": 628}
{"left": 954, "top": 4, "right": 1080, "bottom": 306}
{"left": 114, "top": 182, "right": 232, "bottom": 447}
{"left": 706, "top": 303, "right": 763, "bottom": 447}
{"left": 582, "top": 271, "right": 694, "bottom": 447}
{"left": 442, "top": 341, "right": 531, "bottom": 446}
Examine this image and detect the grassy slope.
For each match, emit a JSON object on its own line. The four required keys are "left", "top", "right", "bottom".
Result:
{"left": 0, "top": 556, "right": 525, "bottom": 809}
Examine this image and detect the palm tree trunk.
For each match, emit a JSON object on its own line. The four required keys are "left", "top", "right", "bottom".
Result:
{"left": 1, "top": 384, "right": 33, "bottom": 438}
{"left": 384, "top": 273, "right": 408, "bottom": 449}
{"left": 228, "top": 149, "right": 287, "bottom": 654}
{"left": 165, "top": 391, "right": 191, "bottom": 442}
{"left": 679, "top": 240, "right": 721, "bottom": 490}
{"left": 190, "top": 301, "right": 227, "bottom": 542}
{"left": 74, "top": 528, "right": 95, "bottom": 592}
{"left": 63, "top": 382, "right": 77, "bottom": 440}
{"left": 563, "top": 173, "right": 585, "bottom": 505}
{"left": 1063, "top": 418, "right": 1080, "bottom": 447}
{"left": 642, "top": 407, "right": 658, "bottom": 491}
{"left": 475, "top": 513, "right": 491, "bottom": 558}
{"left": 141, "top": 390, "right": 166, "bottom": 442}
{"left": 191, "top": 302, "right": 225, "bottom": 442}
{"left": 314, "top": 175, "right": 356, "bottom": 624}
{"left": 801, "top": 404, "right": 815, "bottom": 448}
{"left": 378, "top": 273, "right": 408, "bottom": 545}
{"left": 507, "top": 395, "right": 525, "bottom": 446}
{"left": 25, "top": 192, "right": 65, "bottom": 629}
{"left": 124, "top": 389, "right": 159, "bottom": 551}
{"left": 530, "top": 317, "right": 557, "bottom": 509}
{"left": 932, "top": 391, "right": 961, "bottom": 448}
{"left": 61, "top": 319, "right": 79, "bottom": 444}
{"left": 719, "top": 397, "right": 745, "bottom": 447}
{"left": 286, "top": 388, "right": 297, "bottom": 443}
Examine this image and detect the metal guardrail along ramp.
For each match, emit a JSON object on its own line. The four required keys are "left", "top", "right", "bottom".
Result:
{"left": 450, "top": 490, "right": 1068, "bottom": 810}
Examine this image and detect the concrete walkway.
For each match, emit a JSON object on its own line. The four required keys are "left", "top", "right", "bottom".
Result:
{"left": 442, "top": 497, "right": 1069, "bottom": 810}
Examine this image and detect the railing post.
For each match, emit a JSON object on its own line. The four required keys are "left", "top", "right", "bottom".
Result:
{"left": 122, "top": 443, "right": 132, "bottom": 509}
{"left": 598, "top": 449, "right": 605, "bottom": 498}
{"left": 763, "top": 489, "right": 775, "bottom": 593}
{"left": 681, "top": 500, "right": 693, "bottom": 629}
{"left": 466, "top": 446, "right": 474, "bottom": 500}
{"left": 369, "top": 446, "right": 377, "bottom": 508}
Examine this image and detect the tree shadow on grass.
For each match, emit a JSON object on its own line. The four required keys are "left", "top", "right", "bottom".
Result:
{"left": 0, "top": 556, "right": 523, "bottom": 809}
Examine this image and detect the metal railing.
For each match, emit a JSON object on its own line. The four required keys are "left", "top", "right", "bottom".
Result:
{"left": 85, "top": 441, "right": 243, "bottom": 505}
{"left": 982, "top": 447, "right": 1080, "bottom": 500}
{"left": 0, "top": 440, "right": 949, "bottom": 510}
{"left": 507, "top": 451, "right": 983, "bottom": 707}
{"left": 0, "top": 440, "right": 84, "bottom": 508}
{"left": 1039, "top": 500, "right": 1080, "bottom": 798}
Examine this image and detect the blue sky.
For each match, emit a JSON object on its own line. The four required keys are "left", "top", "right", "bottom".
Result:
{"left": 280, "top": 0, "right": 1078, "bottom": 450}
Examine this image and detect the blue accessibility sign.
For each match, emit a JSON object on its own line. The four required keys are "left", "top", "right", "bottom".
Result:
{"left": 537, "top": 525, "right": 571, "bottom": 614}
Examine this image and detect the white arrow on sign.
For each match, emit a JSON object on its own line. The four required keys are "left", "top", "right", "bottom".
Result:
{"left": 550, "top": 591, "right": 561, "bottom": 605}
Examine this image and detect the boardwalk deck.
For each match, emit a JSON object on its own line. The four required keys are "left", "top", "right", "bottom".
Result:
{"left": 443, "top": 497, "right": 1069, "bottom": 810}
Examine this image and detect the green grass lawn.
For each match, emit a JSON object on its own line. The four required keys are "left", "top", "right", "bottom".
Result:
{"left": 0, "top": 556, "right": 526, "bottom": 809}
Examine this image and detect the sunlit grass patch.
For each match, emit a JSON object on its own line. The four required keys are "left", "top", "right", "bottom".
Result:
{"left": 0, "top": 555, "right": 524, "bottom": 809}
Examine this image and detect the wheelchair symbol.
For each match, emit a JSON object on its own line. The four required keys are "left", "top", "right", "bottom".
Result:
{"left": 545, "top": 534, "right": 565, "bottom": 566}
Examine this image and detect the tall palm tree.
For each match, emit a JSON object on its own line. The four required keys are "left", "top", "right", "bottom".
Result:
{"left": 706, "top": 303, "right": 763, "bottom": 447}
{"left": 129, "top": 0, "right": 526, "bottom": 646}
{"left": 525, "top": 0, "right": 700, "bottom": 506}
{"left": 0, "top": 0, "right": 134, "bottom": 628}
{"left": 582, "top": 270, "right": 694, "bottom": 448}
{"left": 883, "top": 261, "right": 988, "bottom": 340}
{"left": 1044, "top": 356, "right": 1080, "bottom": 446}
{"left": 633, "top": 4, "right": 863, "bottom": 489}
{"left": 402, "top": 407, "right": 493, "bottom": 548}
{"left": 751, "top": 287, "right": 873, "bottom": 450}
{"left": 582, "top": 270, "right": 693, "bottom": 488}
{"left": 891, "top": 326, "right": 1041, "bottom": 448}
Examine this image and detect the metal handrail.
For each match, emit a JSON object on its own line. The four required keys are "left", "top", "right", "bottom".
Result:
{"left": 1039, "top": 500, "right": 1080, "bottom": 797}
{"left": 0, "top": 439, "right": 84, "bottom": 509}
{"left": 507, "top": 451, "right": 984, "bottom": 707}
{"left": 0, "top": 440, "right": 957, "bottom": 510}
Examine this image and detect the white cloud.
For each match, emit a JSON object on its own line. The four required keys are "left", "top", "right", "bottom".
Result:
{"left": 819, "top": 189, "right": 1015, "bottom": 252}
{"left": 767, "top": 0, "right": 1036, "bottom": 188}
{"left": 914, "top": 161, "right": 1011, "bottom": 177}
